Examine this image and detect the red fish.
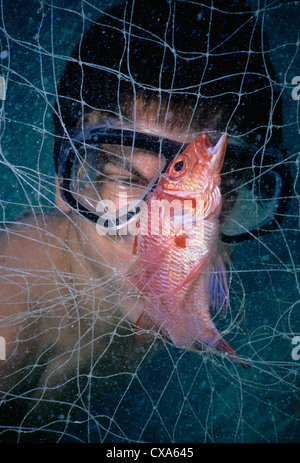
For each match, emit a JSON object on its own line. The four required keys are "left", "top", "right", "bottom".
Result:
{"left": 132, "top": 133, "right": 246, "bottom": 368}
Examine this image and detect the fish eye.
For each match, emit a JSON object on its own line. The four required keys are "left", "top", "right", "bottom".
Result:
{"left": 168, "top": 155, "right": 189, "bottom": 179}
{"left": 174, "top": 160, "right": 184, "bottom": 172}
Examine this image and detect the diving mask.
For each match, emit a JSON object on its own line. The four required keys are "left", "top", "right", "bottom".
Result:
{"left": 57, "top": 120, "right": 292, "bottom": 243}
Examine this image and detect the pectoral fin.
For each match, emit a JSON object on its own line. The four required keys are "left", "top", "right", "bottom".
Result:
{"left": 161, "top": 250, "right": 210, "bottom": 298}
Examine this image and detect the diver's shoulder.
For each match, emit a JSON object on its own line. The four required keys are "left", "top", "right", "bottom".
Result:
{"left": 0, "top": 210, "right": 70, "bottom": 265}
{"left": 1, "top": 209, "right": 69, "bottom": 238}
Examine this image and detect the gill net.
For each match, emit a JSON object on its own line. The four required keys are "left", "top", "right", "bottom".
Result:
{"left": 0, "top": 0, "right": 299, "bottom": 443}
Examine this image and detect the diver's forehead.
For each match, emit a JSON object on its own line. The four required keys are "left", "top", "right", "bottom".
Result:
{"left": 122, "top": 121, "right": 240, "bottom": 148}
{"left": 82, "top": 111, "right": 242, "bottom": 149}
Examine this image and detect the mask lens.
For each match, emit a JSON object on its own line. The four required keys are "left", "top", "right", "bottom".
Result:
{"left": 71, "top": 143, "right": 161, "bottom": 212}
{"left": 60, "top": 128, "right": 184, "bottom": 230}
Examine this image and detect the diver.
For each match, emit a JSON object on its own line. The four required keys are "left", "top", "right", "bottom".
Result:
{"left": 0, "top": 0, "right": 292, "bottom": 438}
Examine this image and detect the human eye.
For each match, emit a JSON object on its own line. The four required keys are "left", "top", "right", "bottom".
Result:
{"left": 101, "top": 162, "right": 148, "bottom": 188}
{"left": 93, "top": 157, "right": 149, "bottom": 205}
{"left": 74, "top": 144, "right": 158, "bottom": 207}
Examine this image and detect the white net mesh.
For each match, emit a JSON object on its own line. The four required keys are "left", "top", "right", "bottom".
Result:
{"left": 0, "top": 0, "right": 299, "bottom": 443}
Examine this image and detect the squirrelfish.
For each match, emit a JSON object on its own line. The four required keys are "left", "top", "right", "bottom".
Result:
{"left": 133, "top": 133, "right": 245, "bottom": 367}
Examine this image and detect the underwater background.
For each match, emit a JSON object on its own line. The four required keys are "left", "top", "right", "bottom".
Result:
{"left": 0, "top": 0, "right": 299, "bottom": 443}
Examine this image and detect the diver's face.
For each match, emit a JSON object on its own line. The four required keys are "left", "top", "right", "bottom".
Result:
{"left": 59, "top": 120, "right": 192, "bottom": 323}
{"left": 89, "top": 144, "right": 160, "bottom": 212}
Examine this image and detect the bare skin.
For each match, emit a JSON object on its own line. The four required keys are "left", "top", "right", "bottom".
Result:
{"left": 0, "top": 187, "right": 157, "bottom": 378}
{"left": 0, "top": 141, "right": 165, "bottom": 431}
{"left": 0, "top": 211, "right": 166, "bottom": 437}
